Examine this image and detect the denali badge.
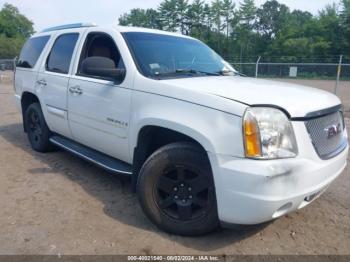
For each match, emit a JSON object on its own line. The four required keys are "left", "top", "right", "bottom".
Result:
{"left": 324, "top": 123, "right": 342, "bottom": 139}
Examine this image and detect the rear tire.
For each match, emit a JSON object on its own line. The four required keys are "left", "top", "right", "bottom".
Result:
{"left": 137, "top": 142, "right": 219, "bottom": 236}
{"left": 24, "top": 103, "right": 53, "bottom": 152}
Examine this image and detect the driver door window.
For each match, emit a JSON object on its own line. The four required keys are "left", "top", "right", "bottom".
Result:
{"left": 77, "top": 32, "right": 125, "bottom": 80}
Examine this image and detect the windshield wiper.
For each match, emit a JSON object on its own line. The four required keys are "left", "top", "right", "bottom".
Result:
{"left": 232, "top": 71, "right": 247, "bottom": 77}
{"left": 175, "top": 69, "right": 221, "bottom": 76}
{"left": 217, "top": 69, "right": 246, "bottom": 77}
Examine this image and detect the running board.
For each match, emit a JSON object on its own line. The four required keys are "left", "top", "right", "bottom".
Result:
{"left": 49, "top": 135, "right": 132, "bottom": 176}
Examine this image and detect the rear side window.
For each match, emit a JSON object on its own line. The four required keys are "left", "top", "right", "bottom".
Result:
{"left": 17, "top": 36, "right": 50, "bottom": 69}
{"left": 46, "top": 33, "right": 79, "bottom": 74}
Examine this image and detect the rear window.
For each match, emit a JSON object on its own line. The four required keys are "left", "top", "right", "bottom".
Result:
{"left": 46, "top": 33, "right": 79, "bottom": 74}
{"left": 17, "top": 36, "right": 50, "bottom": 69}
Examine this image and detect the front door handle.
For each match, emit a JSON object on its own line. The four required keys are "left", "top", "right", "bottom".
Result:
{"left": 69, "top": 86, "right": 83, "bottom": 95}
{"left": 36, "top": 79, "right": 47, "bottom": 86}
{"left": 69, "top": 86, "right": 76, "bottom": 93}
{"left": 75, "top": 87, "right": 83, "bottom": 95}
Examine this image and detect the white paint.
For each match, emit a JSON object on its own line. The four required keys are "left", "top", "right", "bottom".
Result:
{"left": 14, "top": 25, "right": 349, "bottom": 226}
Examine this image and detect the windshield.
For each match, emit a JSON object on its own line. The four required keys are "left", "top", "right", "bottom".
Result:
{"left": 122, "top": 32, "right": 235, "bottom": 79}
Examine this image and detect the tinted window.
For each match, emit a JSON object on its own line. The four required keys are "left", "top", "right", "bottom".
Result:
{"left": 78, "top": 32, "right": 125, "bottom": 77}
{"left": 46, "top": 33, "right": 79, "bottom": 74}
{"left": 17, "top": 36, "right": 50, "bottom": 68}
{"left": 123, "top": 32, "right": 234, "bottom": 79}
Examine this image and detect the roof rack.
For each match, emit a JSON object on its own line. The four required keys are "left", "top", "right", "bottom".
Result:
{"left": 41, "top": 23, "right": 97, "bottom": 33}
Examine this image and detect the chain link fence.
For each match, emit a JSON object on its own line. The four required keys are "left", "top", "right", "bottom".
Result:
{"left": 0, "top": 59, "right": 15, "bottom": 84}
{"left": 0, "top": 59, "right": 15, "bottom": 71}
{"left": 227, "top": 56, "right": 350, "bottom": 114}
{"left": 227, "top": 55, "right": 350, "bottom": 92}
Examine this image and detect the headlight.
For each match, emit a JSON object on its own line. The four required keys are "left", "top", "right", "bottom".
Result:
{"left": 243, "top": 107, "right": 298, "bottom": 159}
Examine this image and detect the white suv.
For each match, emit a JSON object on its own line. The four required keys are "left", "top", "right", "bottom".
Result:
{"left": 14, "top": 23, "right": 348, "bottom": 236}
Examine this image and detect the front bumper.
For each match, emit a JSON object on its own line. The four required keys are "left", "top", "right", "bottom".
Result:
{"left": 208, "top": 121, "right": 348, "bottom": 225}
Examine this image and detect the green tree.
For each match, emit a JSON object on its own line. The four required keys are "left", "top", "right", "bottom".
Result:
{"left": 340, "top": 0, "right": 350, "bottom": 53}
{"left": 118, "top": 9, "right": 149, "bottom": 27}
{"left": 158, "top": 0, "right": 190, "bottom": 34}
{"left": 118, "top": 8, "right": 162, "bottom": 29}
{"left": 175, "top": 0, "right": 190, "bottom": 34}
{"left": 0, "top": 3, "right": 33, "bottom": 38}
{"left": 158, "top": 0, "right": 178, "bottom": 32}
{"left": 238, "top": 0, "right": 256, "bottom": 31}
{"left": 285, "top": 10, "right": 313, "bottom": 37}
{"left": 211, "top": 0, "right": 223, "bottom": 33}
{"left": 146, "top": 9, "right": 163, "bottom": 29}
{"left": 221, "top": 0, "right": 235, "bottom": 38}
{"left": 236, "top": 0, "right": 257, "bottom": 60}
{"left": 0, "top": 34, "right": 24, "bottom": 59}
{"left": 0, "top": 3, "right": 34, "bottom": 58}
{"left": 117, "top": 0, "right": 350, "bottom": 63}
{"left": 203, "top": 3, "right": 213, "bottom": 37}
{"left": 317, "top": 4, "right": 342, "bottom": 56}
{"left": 255, "top": 0, "right": 290, "bottom": 39}
{"left": 187, "top": 0, "right": 204, "bottom": 38}
{"left": 210, "top": 0, "right": 223, "bottom": 51}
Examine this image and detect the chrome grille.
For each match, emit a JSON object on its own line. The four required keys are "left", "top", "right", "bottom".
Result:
{"left": 305, "top": 111, "right": 347, "bottom": 159}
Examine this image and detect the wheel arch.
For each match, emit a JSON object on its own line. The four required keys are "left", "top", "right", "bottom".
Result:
{"left": 21, "top": 91, "right": 41, "bottom": 132}
{"left": 131, "top": 121, "right": 214, "bottom": 191}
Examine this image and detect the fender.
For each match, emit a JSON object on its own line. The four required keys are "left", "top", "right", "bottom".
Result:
{"left": 129, "top": 89, "right": 246, "bottom": 161}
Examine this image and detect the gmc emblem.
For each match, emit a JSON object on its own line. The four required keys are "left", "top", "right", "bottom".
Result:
{"left": 324, "top": 123, "right": 342, "bottom": 139}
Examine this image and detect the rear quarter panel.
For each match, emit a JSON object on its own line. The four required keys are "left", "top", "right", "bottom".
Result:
{"left": 14, "top": 32, "right": 55, "bottom": 107}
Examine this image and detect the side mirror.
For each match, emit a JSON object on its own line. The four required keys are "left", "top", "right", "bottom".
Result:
{"left": 81, "top": 56, "right": 126, "bottom": 81}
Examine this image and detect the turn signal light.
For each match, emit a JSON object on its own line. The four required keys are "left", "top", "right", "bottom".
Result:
{"left": 243, "top": 116, "right": 262, "bottom": 157}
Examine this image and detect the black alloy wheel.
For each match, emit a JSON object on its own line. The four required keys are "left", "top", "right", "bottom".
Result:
{"left": 25, "top": 103, "right": 53, "bottom": 152}
{"left": 28, "top": 108, "right": 43, "bottom": 145}
{"left": 137, "top": 142, "right": 219, "bottom": 236}
{"left": 155, "top": 165, "right": 213, "bottom": 221}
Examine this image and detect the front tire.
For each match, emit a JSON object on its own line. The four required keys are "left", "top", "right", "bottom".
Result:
{"left": 24, "top": 103, "right": 53, "bottom": 152}
{"left": 137, "top": 142, "right": 219, "bottom": 236}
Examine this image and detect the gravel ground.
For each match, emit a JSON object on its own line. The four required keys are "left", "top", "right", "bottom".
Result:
{"left": 0, "top": 72, "right": 349, "bottom": 255}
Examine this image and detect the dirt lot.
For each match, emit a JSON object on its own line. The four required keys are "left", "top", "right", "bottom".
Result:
{"left": 0, "top": 72, "right": 349, "bottom": 255}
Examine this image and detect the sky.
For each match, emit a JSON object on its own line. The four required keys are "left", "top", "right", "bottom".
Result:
{"left": 0, "top": 0, "right": 340, "bottom": 32}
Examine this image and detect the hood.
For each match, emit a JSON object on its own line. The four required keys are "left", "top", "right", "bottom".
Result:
{"left": 162, "top": 76, "right": 341, "bottom": 118}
